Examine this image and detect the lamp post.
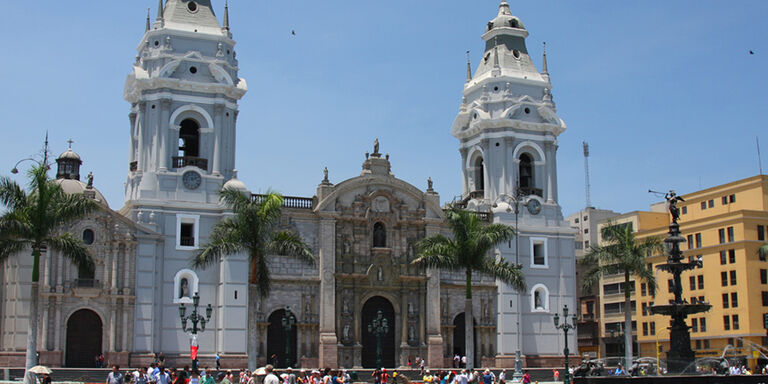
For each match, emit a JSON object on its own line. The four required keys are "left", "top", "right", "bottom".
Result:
{"left": 554, "top": 305, "right": 577, "bottom": 384}
{"left": 179, "top": 292, "right": 213, "bottom": 371}
{"left": 11, "top": 158, "right": 37, "bottom": 174}
{"left": 281, "top": 306, "right": 296, "bottom": 367}
{"left": 491, "top": 190, "right": 540, "bottom": 379}
{"left": 367, "top": 310, "right": 389, "bottom": 369}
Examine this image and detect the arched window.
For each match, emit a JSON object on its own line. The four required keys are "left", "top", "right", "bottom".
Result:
{"left": 82, "top": 229, "right": 95, "bottom": 245}
{"left": 474, "top": 157, "right": 485, "bottom": 192}
{"left": 373, "top": 222, "right": 386, "bottom": 248}
{"left": 178, "top": 119, "right": 200, "bottom": 158}
{"left": 519, "top": 153, "right": 534, "bottom": 189}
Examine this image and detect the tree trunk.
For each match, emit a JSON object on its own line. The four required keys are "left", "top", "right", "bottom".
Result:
{"left": 465, "top": 269, "right": 474, "bottom": 370}
{"left": 248, "top": 284, "right": 259, "bottom": 370}
{"left": 623, "top": 270, "right": 633, "bottom": 369}
{"left": 24, "top": 249, "right": 41, "bottom": 384}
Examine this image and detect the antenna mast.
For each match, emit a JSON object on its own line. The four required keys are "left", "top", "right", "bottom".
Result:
{"left": 583, "top": 141, "right": 592, "bottom": 208}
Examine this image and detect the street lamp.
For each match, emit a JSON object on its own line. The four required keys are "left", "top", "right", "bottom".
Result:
{"left": 554, "top": 305, "right": 577, "bottom": 384}
{"left": 281, "top": 306, "right": 296, "bottom": 367}
{"left": 179, "top": 292, "right": 213, "bottom": 371}
{"left": 367, "top": 310, "right": 389, "bottom": 369}
{"left": 11, "top": 158, "right": 37, "bottom": 174}
{"left": 491, "top": 190, "right": 541, "bottom": 379}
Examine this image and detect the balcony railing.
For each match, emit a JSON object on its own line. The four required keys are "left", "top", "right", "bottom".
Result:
{"left": 172, "top": 156, "right": 208, "bottom": 171}
{"left": 251, "top": 194, "right": 314, "bottom": 210}
{"left": 74, "top": 279, "right": 100, "bottom": 288}
{"left": 442, "top": 208, "right": 490, "bottom": 222}
{"left": 518, "top": 186, "right": 543, "bottom": 198}
{"left": 180, "top": 236, "right": 195, "bottom": 247}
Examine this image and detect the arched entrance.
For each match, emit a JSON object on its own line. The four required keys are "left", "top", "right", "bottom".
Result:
{"left": 266, "top": 308, "right": 298, "bottom": 368}
{"left": 65, "top": 309, "right": 102, "bottom": 367}
{"left": 452, "top": 313, "right": 478, "bottom": 362}
{"left": 361, "top": 296, "right": 396, "bottom": 368}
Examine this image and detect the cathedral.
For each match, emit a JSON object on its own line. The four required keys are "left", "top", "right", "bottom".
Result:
{"left": 0, "top": 0, "right": 576, "bottom": 369}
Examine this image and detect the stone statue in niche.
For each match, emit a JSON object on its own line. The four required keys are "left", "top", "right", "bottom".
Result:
{"left": 342, "top": 298, "right": 350, "bottom": 315}
{"left": 343, "top": 324, "right": 350, "bottom": 341}
{"left": 343, "top": 237, "right": 352, "bottom": 255}
{"left": 408, "top": 301, "right": 414, "bottom": 316}
{"left": 305, "top": 299, "right": 311, "bottom": 316}
{"left": 408, "top": 325, "right": 416, "bottom": 342}
{"left": 534, "top": 291, "right": 542, "bottom": 310}
{"left": 180, "top": 278, "right": 189, "bottom": 299}
{"left": 377, "top": 267, "right": 383, "bottom": 281}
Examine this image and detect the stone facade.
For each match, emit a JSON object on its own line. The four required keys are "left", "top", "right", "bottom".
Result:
{"left": 0, "top": 0, "right": 576, "bottom": 369}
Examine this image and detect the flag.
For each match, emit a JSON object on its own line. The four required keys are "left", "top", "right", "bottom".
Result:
{"left": 190, "top": 334, "right": 199, "bottom": 360}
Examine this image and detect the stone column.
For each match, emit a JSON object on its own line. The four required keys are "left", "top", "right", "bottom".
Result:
{"left": 109, "top": 302, "right": 117, "bottom": 352}
{"left": 545, "top": 141, "right": 554, "bottom": 203}
{"left": 212, "top": 104, "right": 224, "bottom": 176}
{"left": 159, "top": 98, "right": 172, "bottom": 170}
{"left": 137, "top": 102, "right": 147, "bottom": 172}
{"left": 54, "top": 298, "right": 62, "bottom": 351}
{"left": 551, "top": 141, "right": 559, "bottom": 203}
{"left": 111, "top": 243, "right": 119, "bottom": 292}
{"left": 425, "top": 223, "right": 444, "bottom": 367}
{"left": 400, "top": 287, "right": 408, "bottom": 366}
{"left": 41, "top": 301, "right": 49, "bottom": 351}
{"left": 55, "top": 251, "right": 63, "bottom": 292}
{"left": 318, "top": 218, "right": 338, "bottom": 368}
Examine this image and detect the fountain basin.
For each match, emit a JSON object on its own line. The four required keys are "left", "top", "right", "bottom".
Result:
{"left": 650, "top": 303, "right": 711, "bottom": 317}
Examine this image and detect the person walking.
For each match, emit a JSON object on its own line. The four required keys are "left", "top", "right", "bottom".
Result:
{"left": 521, "top": 371, "right": 531, "bottom": 384}
{"left": 155, "top": 367, "right": 171, "bottom": 384}
{"left": 107, "top": 366, "right": 125, "bottom": 384}
{"left": 264, "top": 366, "right": 280, "bottom": 384}
{"left": 216, "top": 354, "right": 221, "bottom": 370}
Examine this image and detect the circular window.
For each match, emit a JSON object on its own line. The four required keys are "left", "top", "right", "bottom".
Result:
{"left": 493, "top": 86, "right": 499, "bottom": 92}
{"left": 513, "top": 49, "right": 521, "bottom": 59}
{"left": 495, "top": 142, "right": 500, "bottom": 147}
{"left": 189, "top": 66, "right": 197, "bottom": 74}
{"left": 187, "top": 1, "right": 198, "bottom": 12}
{"left": 473, "top": 113, "right": 478, "bottom": 119}
{"left": 154, "top": 40, "right": 160, "bottom": 47}
{"left": 82, "top": 229, "right": 95, "bottom": 245}
{"left": 151, "top": 105, "right": 156, "bottom": 109}
{"left": 524, "top": 107, "right": 531, "bottom": 114}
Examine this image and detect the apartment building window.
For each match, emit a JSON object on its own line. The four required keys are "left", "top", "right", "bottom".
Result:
{"left": 700, "top": 317, "right": 707, "bottom": 332}
{"left": 728, "top": 249, "right": 735, "bottom": 264}
{"left": 759, "top": 225, "right": 766, "bottom": 241}
{"left": 584, "top": 240, "right": 589, "bottom": 248}
{"left": 733, "top": 315, "right": 740, "bottom": 330}
{"left": 761, "top": 269, "right": 767, "bottom": 284}
{"left": 737, "top": 339, "right": 743, "bottom": 348}
{"left": 731, "top": 292, "right": 738, "bottom": 308}
{"left": 668, "top": 279, "right": 674, "bottom": 293}
{"left": 695, "top": 340, "right": 702, "bottom": 349}
{"left": 722, "top": 293, "right": 729, "bottom": 309}
{"left": 763, "top": 292, "right": 768, "bottom": 306}
{"left": 691, "top": 318, "right": 699, "bottom": 332}
{"left": 724, "top": 315, "right": 730, "bottom": 331}
{"left": 687, "top": 235, "right": 694, "bottom": 250}
{"left": 727, "top": 227, "right": 734, "bottom": 242}
{"left": 704, "top": 339, "right": 710, "bottom": 349}
{"left": 722, "top": 196, "right": 728, "bottom": 205}
{"left": 689, "top": 276, "right": 696, "bottom": 291}
{"left": 574, "top": 218, "right": 579, "bottom": 223}
{"left": 682, "top": 206, "right": 688, "bottom": 215}
{"left": 730, "top": 194, "right": 736, "bottom": 203}
{"left": 642, "top": 322, "right": 648, "bottom": 336}
{"left": 699, "top": 295, "right": 705, "bottom": 303}
{"left": 641, "top": 283, "right": 647, "bottom": 296}
{"left": 720, "top": 251, "right": 727, "bottom": 265}
{"left": 719, "top": 229, "right": 726, "bottom": 244}
{"left": 584, "top": 215, "right": 588, "bottom": 221}
{"left": 649, "top": 283, "right": 656, "bottom": 297}
{"left": 584, "top": 228, "right": 589, "bottom": 234}
{"left": 698, "top": 275, "right": 704, "bottom": 289}
{"left": 650, "top": 321, "right": 656, "bottom": 335}
{"left": 642, "top": 302, "right": 648, "bottom": 316}
{"left": 708, "top": 199, "right": 714, "bottom": 208}
{"left": 730, "top": 270, "right": 737, "bottom": 285}
{"left": 701, "top": 201, "right": 707, "bottom": 210}
{"left": 721, "top": 272, "right": 728, "bottom": 287}
{"left": 695, "top": 233, "right": 702, "bottom": 248}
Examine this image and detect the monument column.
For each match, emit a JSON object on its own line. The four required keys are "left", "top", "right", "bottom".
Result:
{"left": 318, "top": 218, "right": 338, "bottom": 368}
{"left": 425, "top": 223, "right": 444, "bottom": 366}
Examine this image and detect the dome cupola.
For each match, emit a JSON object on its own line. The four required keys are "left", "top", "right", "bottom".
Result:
{"left": 56, "top": 142, "right": 82, "bottom": 180}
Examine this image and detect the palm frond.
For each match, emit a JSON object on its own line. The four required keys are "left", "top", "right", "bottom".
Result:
{"left": 481, "top": 258, "right": 525, "bottom": 291}
{"left": 413, "top": 235, "right": 460, "bottom": 270}
{"left": 193, "top": 224, "right": 246, "bottom": 269}
{"left": 581, "top": 263, "right": 607, "bottom": 294}
{"left": 50, "top": 191, "right": 98, "bottom": 228}
{"left": 476, "top": 224, "right": 514, "bottom": 252}
{"left": 0, "top": 238, "right": 29, "bottom": 262}
{"left": 268, "top": 231, "right": 314, "bottom": 264}
{"left": 47, "top": 233, "right": 94, "bottom": 273}
{"left": 252, "top": 252, "right": 272, "bottom": 298}
{"left": 0, "top": 176, "right": 27, "bottom": 211}
{"left": 760, "top": 243, "right": 768, "bottom": 261}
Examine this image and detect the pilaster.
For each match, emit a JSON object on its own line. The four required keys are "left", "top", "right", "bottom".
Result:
{"left": 318, "top": 218, "right": 338, "bottom": 367}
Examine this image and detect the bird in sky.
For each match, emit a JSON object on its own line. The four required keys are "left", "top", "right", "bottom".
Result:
{"left": 750, "top": 50, "right": 754, "bottom": 55}
{"left": 291, "top": 30, "right": 296, "bottom": 36}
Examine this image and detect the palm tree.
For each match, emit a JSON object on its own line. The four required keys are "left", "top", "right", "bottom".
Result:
{"left": 0, "top": 162, "right": 96, "bottom": 376}
{"left": 193, "top": 188, "right": 313, "bottom": 370}
{"left": 581, "top": 223, "right": 662, "bottom": 369}
{"left": 412, "top": 206, "right": 525, "bottom": 370}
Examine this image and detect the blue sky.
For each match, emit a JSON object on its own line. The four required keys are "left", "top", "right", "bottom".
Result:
{"left": 1, "top": 1, "right": 766, "bottom": 216}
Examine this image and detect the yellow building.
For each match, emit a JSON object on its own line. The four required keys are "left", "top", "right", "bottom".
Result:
{"left": 600, "top": 175, "right": 768, "bottom": 366}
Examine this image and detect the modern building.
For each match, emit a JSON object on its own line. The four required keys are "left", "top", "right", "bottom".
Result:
{"left": 566, "top": 207, "right": 620, "bottom": 358}
{"left": 634, "top": 175, "right": 768, "bottom": 368}
{"left": 0, "top": 0, "right": 576, "bottom": 369}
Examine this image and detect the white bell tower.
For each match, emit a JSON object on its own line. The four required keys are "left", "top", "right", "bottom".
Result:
{"left": 124, "top": 0, "right": 247, "bottom": 205}
{"left": 451, "top": 1, "right": 576, "bottom": 368}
